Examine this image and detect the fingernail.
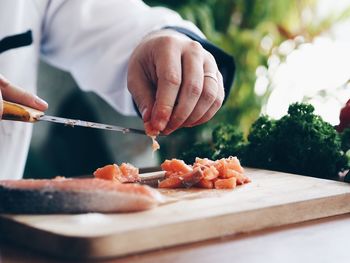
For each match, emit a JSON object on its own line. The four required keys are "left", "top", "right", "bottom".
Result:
{"left": 141, "top": 108, "right": 148, "bottom": 119}
{"left": 35, "top": 96, "right": 48, "bottom": 108}
{"left": 157, "top": 119, "right": 168, "bottom": 131}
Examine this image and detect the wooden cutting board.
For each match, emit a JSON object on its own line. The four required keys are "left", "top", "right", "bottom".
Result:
{"left": 1, "top": 168, "right": 350, "bottom": 259}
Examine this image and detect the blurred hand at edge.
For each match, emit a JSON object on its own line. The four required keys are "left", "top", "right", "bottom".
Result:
{"left": 0, "top": 74, "right": 48, "bottom": 119}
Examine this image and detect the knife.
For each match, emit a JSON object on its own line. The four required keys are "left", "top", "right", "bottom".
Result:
{"left": 2, "top": 101, "right": 146, "bottom": 135}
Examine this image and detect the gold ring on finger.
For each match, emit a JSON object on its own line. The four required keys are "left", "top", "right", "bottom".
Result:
{"left": 203, "top": 72, "right": 218, "bottom": 84}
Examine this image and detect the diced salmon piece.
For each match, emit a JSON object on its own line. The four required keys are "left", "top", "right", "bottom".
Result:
{"left": 94, "top": 163, "right": 140, "bottom": 183}
{"left": 165, "top": 171, "right": 183, "bottom": 178}
{"left": 196, "top": 179, "right": 214, "bottom": 189}
{"left": 158, "top": 168, "right": 203, "bottom": 189}
{"left": 235, "top": 172, "right": 247, "bottom": 185}
{"left": 161, "top": 160, "right": 172, "bottom": 172}
{"left": 159, "top": 156, "right": 249, "bottom": 190}
{"left": 225, "top": 156, "right": 244, "bottom": 173}
{"left": 214, "top": 178, "right": 237, "bottom": 189}
{"left": 203, "top": 166, "right": 219, "bottom": 180}
{"left": 151, "top": 137, "right": 160, "bottom": 152}
{"left": 158, "top": 177, "right": 182, "bottom": 188}
{"left": 214, "top": 157, "right": 244, "bottom": 177}
{"left": 93, "top": 164, "right": 121, "bottom": 182}
{"left": 213, "top": 159, "right": 226, "bottom": 178}
{"left": 221, "top": 168, "right": 241, "bottom": 179}
{"left": 161, "top": 159, "right": 192, "bottom": 174}
{"left": 194, "top": 157, "right": 215, "bottom": 167}
{"left": 120, "top": 163, "right": 140, "bottom": 183}
{"left": 180, "top": 168, "right": 203, "bottom": 188}
{"left": 169, "top": 159, "right": 192, "bottom": 174}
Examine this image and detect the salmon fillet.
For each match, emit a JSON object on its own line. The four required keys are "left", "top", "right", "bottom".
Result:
{"left": 0, "top": 178, "right": 163, "bottom": 214}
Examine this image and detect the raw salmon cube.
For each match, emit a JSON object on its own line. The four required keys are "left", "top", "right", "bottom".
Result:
{"left": 214, "top": 178, "right": 237, "bottom": 189}
{"left": 161, "top": 159, "right": 192, "bottom": 174}
{"left": 93, "top": 164, "right": 121, "bottom": 182}
{"left": 119, "top": 163, "right": 140, "bottom": 183}
{"left": 158, "top": 177, "right": 182, "bottom": 188}
{"left": 203, "top": 166, "right": 219, "bottom": 180}
{"left": 196, "top": 179, "right": 214, "bottom": 189}
{"left": 180, "top": 168, "right": 204, "bottom": 188}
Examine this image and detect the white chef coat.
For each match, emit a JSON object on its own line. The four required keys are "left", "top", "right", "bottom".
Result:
{"left": 0, "top": 0, "right": 203, "bottom": 179}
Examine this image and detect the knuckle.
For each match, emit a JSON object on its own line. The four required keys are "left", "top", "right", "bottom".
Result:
{"left": 162, "top": 71, "right": 182, "bottom": 87}
{"left": 202, "top": 89, "right": 217, "bottom": 103}
{"left": 158, "top": 35, "right": 176, "bottom": 47}
{"left": 188, "top": 40, "right": 203, "bottom": 51}
{"left": 205, "top": 51, "right": 216, "bottom": 64}
{"left": 155, "top": 103, "right": 172, "bottom": 120}
{"left": 213, "top": 97, "right": 223, "bottom": 108}
{"left": 186, "top": 41, "right": 203, "bottom": 57}
{"left": 186, "top": 82, "right": 202, "bottom": 97}
{"left": 169, "top": 114, "right": 185, "bottom": 128}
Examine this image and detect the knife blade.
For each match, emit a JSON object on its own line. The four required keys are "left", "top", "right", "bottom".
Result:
{"left": 2, "top": 100, "right": 146, "bottom": 136}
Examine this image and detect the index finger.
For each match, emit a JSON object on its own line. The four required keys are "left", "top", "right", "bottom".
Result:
{"left": 151, "top": 44, "right": 182, "bottom": 131}
{"left": 0, "top": 76, "right": 48, "bottom": 111}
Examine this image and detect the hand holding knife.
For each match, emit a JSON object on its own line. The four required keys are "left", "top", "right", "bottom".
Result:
{"left": 2, "top": 100, "right": 146, "bottom": 136}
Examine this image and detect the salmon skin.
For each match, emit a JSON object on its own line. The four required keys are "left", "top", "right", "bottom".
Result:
{"left": 0, "top": 178, "right": 163, "bottom": 214}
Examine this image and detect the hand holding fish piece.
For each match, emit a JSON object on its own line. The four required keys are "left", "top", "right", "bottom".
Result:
{"left": 128, "top": 29, "right": 224, "bottom": 136}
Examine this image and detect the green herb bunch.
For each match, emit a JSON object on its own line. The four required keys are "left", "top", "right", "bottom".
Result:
{"left": 181, "top": 103, "right": 350, "bottom": 180}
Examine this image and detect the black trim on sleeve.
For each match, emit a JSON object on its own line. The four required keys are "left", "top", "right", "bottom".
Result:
{"left": 164, "top": 26, "right": 235, "bottom": 103}
{"left": 0, "top": 30, "right": 33, "bottom": 54}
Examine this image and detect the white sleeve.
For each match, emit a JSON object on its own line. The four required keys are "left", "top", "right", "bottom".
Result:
{"left": 40, "top": 0, "right": 204, "bottom": 116}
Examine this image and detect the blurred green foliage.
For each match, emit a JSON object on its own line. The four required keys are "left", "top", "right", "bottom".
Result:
{"left": 145, "top": 0, "right": 350, "bottom": 160}
{"left": 181, "top": 103, "right": 350, "bottom": 180}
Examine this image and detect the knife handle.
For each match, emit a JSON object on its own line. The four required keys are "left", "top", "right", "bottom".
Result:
{"left": 2, "top": 101, "right": 44, "bottom": 122}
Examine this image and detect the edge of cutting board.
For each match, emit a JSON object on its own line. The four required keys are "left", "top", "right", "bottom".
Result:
{"left": 1, "top": 191, "right": 350, "bottom": 259}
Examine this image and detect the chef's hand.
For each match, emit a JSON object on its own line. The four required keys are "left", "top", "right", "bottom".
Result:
{"left": 128, "top": 29, "right": 224, "bottom": 135}
{"left": 0, "top": 75, "right": 48, "bottom": 119}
